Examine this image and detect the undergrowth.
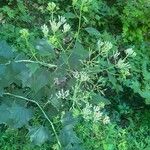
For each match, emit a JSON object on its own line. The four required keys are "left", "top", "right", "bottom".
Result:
{"left": 0, "top": 0, "right": 150, "bottom": 150}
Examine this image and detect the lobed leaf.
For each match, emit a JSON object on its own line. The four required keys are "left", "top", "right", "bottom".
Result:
{"left": 28, "top": 126, "right": 51, "bottom": 146}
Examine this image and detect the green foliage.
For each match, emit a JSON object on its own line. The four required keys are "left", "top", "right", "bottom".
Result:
{"left": 121, "top": 0, "right": 150, "bottom": 42}
{"left": 0, "top": 103, "right": 32, "bottom": 128}
{"left": 28, "top": 126, "right": 51, "bottom": 146}
{"left": 0, "top": 0, "right": 150, "bottom": 149}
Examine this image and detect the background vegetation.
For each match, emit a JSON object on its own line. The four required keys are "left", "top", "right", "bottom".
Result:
{"left": 0, "top": 0, "right": 150, "bottom": 149}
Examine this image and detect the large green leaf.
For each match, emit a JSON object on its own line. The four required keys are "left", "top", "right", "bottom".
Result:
{"left": 9, "top": 104, "right": 33, "bottom": 128}
{"left": 61, "top": 112, "right": 77, "bottom": 127}
{"left": 72, "top": 41, "right": 89, "bottom": 60}
{"left": 22, "top": 68, "right": 50, "bottom": 92}
{"left": 0, "top": 41, "right": 14, "bottom": 63}
{"left": 35, "top": 39, "right": 55, "bottom": 58}
{"left": 0, "top": 103, "right": 33, "bottom": 128}
{"left": 59, "top": 125, "right": 82, "bottom": 149}
{"left": 28, "top": 126, "right": 51, "bottom": 146}
{"left": 60, "top": 112, "right": 82, "bottom": 149}
{"left": 26, "top": 63, "right": 40, "bottom": 75}
{"left": 0, "top": 64, "right": 6, "bottom": 92}
{"left": 69, "top": 41, "right": 89, "bottom": 69}
{"left": 0, "top": 87, "right": 4, "bottom": 96}
{"left": 0, "top": 104, "right": 11, "bottom": 124}
{"left": 0, "top": 62, "right": 28, "bottom": 87}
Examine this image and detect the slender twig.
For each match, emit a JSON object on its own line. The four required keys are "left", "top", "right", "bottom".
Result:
{"left": 4, "top": 60, "right": 57, "bottom": 68}
{"left": 76, "top": 1, "right": 84, "bottom": 40}
{"left": 3, "top": 92, "right": 61, "bottom": 148}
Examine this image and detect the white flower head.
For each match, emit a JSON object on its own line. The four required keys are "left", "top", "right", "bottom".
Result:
{"left": 82, "top": 102, "right": 92, "bottom": 121}
{"left": 117, "top": 58, "right": 130, "bottom": 70}
{"left": 125, "top": 48, "right": 136, "bottom": 57}
{"left": 41, "top": 24, "right": 49, "bottom": 37}
{"left": 102, "top": 41, "right": 113, "bottom": 52}
{"left": 93, "top": 105, "right": 100, "bottom": 112}
{"left": 63, "top": 23, "right": 71, "bottom": 33}
{"left": 99, "top": 102, "right": 105, "bottom": 109}
{"left": 103, "top": 115, "right": 110, "bottom": 124}
{"left": 20, "top": 29, "right": 29, "bottom": 38}
{"left": 93, "top": 111, "right": 103, "bottom": 123}
{"left": 98, "top": 40, "right": 113, "bottom": 56}
{"left": 73, "top": 71, "right": 80, "bottom": 79}
{"left": 113, "top": 51, "right": 120, "bottom": 59}
{"left": 93, "top": 106, "right": 103, "bottom": 123}
{"left": 58, "top": 15, "right": 66, "bottom": 25}
{"left": 73, "top": 71, "right": 89, "bottom": 82}
{"left": 49, "top": 19, "right": 60, "bottom": 33}
{"left": 56, "top": 89, "right": 69, "bottom": 99}
{"left": 49, "top": 16, "right": 67, "bottom": 33}
{"left": 97, "top": 40, "right": 104, "bottom": 49}
{"left": 80, "top": 71, "right": 89, "bottom": 82}
{"left": 47, "top": 2, "right": 57, "bottom": 12}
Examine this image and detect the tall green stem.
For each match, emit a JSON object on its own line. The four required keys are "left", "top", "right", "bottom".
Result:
{"left": 76, "top": 1, "right": 84, "bottom": 40}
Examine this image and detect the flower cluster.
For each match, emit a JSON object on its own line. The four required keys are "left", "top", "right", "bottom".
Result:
{"left": 41, "top": 24, "right": 49, "bottom": 38}
{"left": 117, "top": 58, "right": 130, "bottom": 70}
{"left": 41, "top": 2, "right": 71, "bottom": 37}
{"left": 116, "top": 48, "right": 136, "bottom": 77}
{"left": 97, "top": 40, "right": 113, "bottom": 56}
{"left": 20, "top": 29, "right": 29, "bottom": 39}
{"left": 116, "top": 58, "right": 131, "bottom": 76}
{"left": 47, "top": 2, "right": 58, "bottom": 12}
{"left": 113, "top": 51, "right": 120, "bottom": 60}
{"left": 49, "top": 16, "right": 71, "bottom": 33}
{"left": 63, "top": 23, "right": 71, "bottom": 33}
{"left": 56, "top": 89, "right": 69, "bottom": 99}
{"left": 82, "top": 103, "right": 92, "bottom": 121}
{"left": 73, "top": 71, "right": 89, "bottom": 82}
{"left": 125, "top": 48, "right": 136, "bottom": 57}
{"left": 82, "top": 102, "right": 110, "bottom": 124}
{"left": 102, "top": 115, "right": 110, "bottom": 124}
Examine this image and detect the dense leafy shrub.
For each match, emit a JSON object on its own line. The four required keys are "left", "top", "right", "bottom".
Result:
{"left": 121, "top": 0, "right": 150, "bottom": 43}
{"left": 0, "top": 0, "right": 150, "bottom": 150}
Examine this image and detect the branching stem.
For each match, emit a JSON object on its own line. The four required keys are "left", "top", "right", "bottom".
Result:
{"left": 3, "top": 92, "right": 61, "bottom": 148}
{"left": 4, "top": 60, "right": 57, "bottom": 68}
{"left": 15, "top": 60, "right": 57, "bottom": 68}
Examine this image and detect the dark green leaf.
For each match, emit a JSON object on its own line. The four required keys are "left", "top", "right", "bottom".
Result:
{"left": 59, "top": 125, "right": 81, "bottom": 148}
{"left": 0, "top": 87, "right": 4, "bottom": 97}
{"left": 0, "top": 104, "right": 10, "bottom": 124}
{"left": 69, "top": 41, "right": 89, "bottom": 69}
{"left": 0, "top": 41, "right": 14, "bottom": 63}
{"left": 60, "top": 112, "right": 82, "bottom": 149}
{"left": 0, "top": 103, "right": 32, "bottom": 128}
{"left": 26, "top": 63, "right": 40, "bottom": 75}
{"left": 22, "top": 68, "right": 50, "bottom": 92}
{"left": 28, "top": 126, "right": 51, "bottom": 146}
{"left": 35, "top": 39, "right": 55, "bottom": 57}
{"left": 91, "top": 93, "right": 110, "bottom": 105}
{"left": 62, "top": 112, "right": 77, "bottom": 127}
{"left": 9, "top": 104, "right": 33, "bottom": 128}
{"left": 85, "top": 27, "right": 100, "bottom": 36}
